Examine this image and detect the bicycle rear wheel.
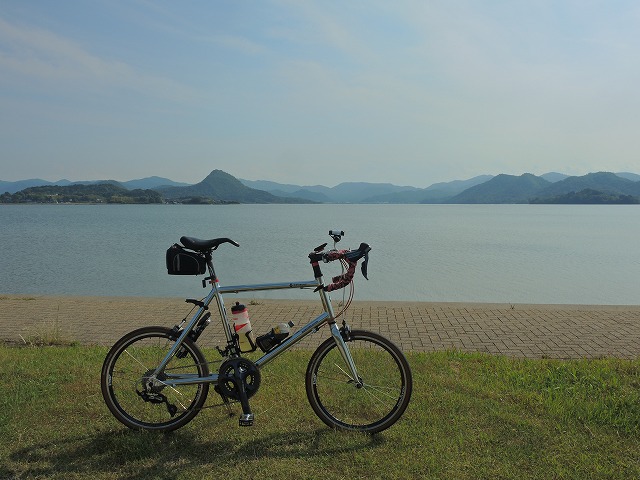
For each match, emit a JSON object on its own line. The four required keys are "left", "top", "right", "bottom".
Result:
{"left": 305, "top": 330, "right": 412, "bottom": 434}
{"left": 101, "top": 326, "right": 210, "bottom": 432}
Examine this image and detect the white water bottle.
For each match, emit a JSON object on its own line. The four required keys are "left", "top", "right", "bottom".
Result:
{"left": 231, "top": 302, "right": 255, "bottom": 352}
{"left": 274, "top": 322, "right": 292, "bottom": 336}
{"left": 255, "top": 320, "right": 294, "bottom": 352}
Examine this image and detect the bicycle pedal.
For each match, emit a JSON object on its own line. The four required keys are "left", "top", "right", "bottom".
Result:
{"left": 239, "top": 413, "right": 254, "bottom": 427}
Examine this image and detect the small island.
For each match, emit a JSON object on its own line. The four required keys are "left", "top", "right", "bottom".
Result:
{"left": 530, "top": 188, "right": 640, "bottom": 205}
{"left": 0, "top": 184, "right": 162, "bottom": 204}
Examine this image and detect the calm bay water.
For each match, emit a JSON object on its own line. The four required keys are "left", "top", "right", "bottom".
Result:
{"left": 1, "top": 204, "right": 638, "bottom": 305}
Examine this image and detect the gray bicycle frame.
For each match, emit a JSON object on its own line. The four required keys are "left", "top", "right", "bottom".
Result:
{"left": 152, "top": 270, "right": 361, "bottom": 388}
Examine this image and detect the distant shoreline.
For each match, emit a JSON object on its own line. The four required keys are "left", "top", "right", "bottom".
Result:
{"left": 0, "top": 202, "right": 238, "bottom": 206}
{"left": 3, "top": 170, "right": 640, "bottom": 205}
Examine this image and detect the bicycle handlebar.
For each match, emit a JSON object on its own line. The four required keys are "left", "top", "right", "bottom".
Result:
{"left": 309, "top": 242, "right": 371, "bottom": 292}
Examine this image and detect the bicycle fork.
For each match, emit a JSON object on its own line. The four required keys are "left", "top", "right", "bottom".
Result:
{"left": 330, "top": 322, "right": 362, "bottom": 387}
{"left": 317, "top": 281, "right": 362, "bottom": 388}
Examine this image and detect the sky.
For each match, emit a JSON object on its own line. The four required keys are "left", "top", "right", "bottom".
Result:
{"left": 1, "top": 1, "right": 639, "bottom": 188}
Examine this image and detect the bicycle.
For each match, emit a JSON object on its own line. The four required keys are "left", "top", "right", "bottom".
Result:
{"left": 100, "top": 230, "right": 413, "bottom": 434}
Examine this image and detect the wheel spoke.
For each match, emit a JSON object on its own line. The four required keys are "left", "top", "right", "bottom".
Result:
{"left": 315, "top": 367, "right": 352, "bottom": 383}
{"left": 360, "top": 384, "right": 396, "bottom": 412}
{"left": 123, "top": 348, "right": 150, "bottom": 371}
{"left": 332, "top": 363, "right": 355, "bottom": 382}
{"left": 361, "top": 382, "right": 402, "bottom": 400}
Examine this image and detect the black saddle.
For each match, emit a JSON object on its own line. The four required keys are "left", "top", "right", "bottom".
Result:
{"left": 180, "top": 236, "right": 240, "bottom": 252}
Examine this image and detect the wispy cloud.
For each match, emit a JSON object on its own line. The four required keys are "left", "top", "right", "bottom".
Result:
{"left": 203, "top": 33, "right": 268, "bottom": 55}
{"left": 0, "top": 15, "right": 197, "bottom": 102}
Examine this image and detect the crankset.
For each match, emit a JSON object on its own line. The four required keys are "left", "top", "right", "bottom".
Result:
{"left": 217, "top": 357, "right": 261, "bottom": 426}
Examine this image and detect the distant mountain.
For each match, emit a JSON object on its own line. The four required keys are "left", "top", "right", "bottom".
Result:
{"left": 241, "top": 172, "right": 640, "bottom": 204}
{"left": 271, "top": 188, "right": 333, "bottom": 203}
{"left": 240, "top": 179, "right": 340, "bottom": 201}
{"left": 538, "top": 171, "right": 632, "bottom": 184}
{"left": 122, "top": 176, "right": 191, "bottom": 190}
{"left": 536, "top": 172, "right": 640, "bottom": 198}
{"left": 240, "top": 180, "right": 333, "bottom": 202}
{"left": 0, "top": 176, "right": 189, "bottom": 194}
{"left": 615, "top": 172, "right": 640, "bottom": 182}
{"left": 0, "top": 178, "right": 71, "bottom": 194}
{"left": 239, "top": 179, "right": 309, "bottom": 194}
{"left": 361, "top": 175, "right": 494, "bottom": 203}
{"left": 363, "top": 189, "right": 440, "bottom": 204}
{"left": 156, "top": 170, "right": 314, "bottom": 204}
{"left": 330, "top": 182, "right": 419, "bottom": 203}
{"left": 420, "top": 175, "right": 494, "bottom": 203}
{"left": 443, "top": 171, "right": 640, "bottom": 204}
{"left": 541, "top": 172, "right": 569, "bottom": 183}
{"left": 3, "top": 170, "right": 639, "bottom": 204}
{"left": 449, "top": 173, "right": 551, "bottom": 204}
{"left": 447, "top": 171, "right": 640, "bottom": 204}
{"left": 241, "top": 179, "right": 422, "bottom": 203}
{"left": 424, "top": 175, "right": 494, "bottom": 195}
{"left": 79, "top": 179, "right": 123, "bottom": 187}
{"left": 63, "top": 177, "right": 192, "bottom": 189}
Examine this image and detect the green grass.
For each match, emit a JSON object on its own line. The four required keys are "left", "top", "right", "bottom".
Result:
{"left": 1, "top": 345, "right": 639, "bottom": 479}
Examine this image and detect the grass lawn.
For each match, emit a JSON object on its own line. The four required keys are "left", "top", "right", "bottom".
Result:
{"left": 0, "top": 345, "right": 638, "bottom": 479}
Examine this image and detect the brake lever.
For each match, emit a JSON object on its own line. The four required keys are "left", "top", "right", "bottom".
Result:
{"left": 314, "top": 243, "right": 328, "bottom": 253}
{"left": 361, "top": 251, "right": 369, "bottom": 280}
{"left": 357, "top": 243, "right": 371, "bottom": 280}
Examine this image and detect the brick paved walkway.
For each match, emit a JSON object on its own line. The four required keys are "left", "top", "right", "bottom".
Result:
{"left": 1, "top": 294, "right": 639, "bottom": 359}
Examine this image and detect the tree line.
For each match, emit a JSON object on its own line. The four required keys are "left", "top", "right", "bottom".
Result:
{"left": 0, "top": 184, "right": 163, "bottom": 204}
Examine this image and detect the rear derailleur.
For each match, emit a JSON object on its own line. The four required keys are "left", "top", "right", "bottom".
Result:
{"left": 136, "top": 370, "right": 178, "bottom": 417}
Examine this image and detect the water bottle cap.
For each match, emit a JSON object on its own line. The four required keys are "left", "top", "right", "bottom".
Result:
{"left": 231, "top": 302, "right": 246, "bottom": 313}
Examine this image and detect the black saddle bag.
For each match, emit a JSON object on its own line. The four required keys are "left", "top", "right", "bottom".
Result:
{"left": 166, "top": 244, "right": 207, "bottom": 275}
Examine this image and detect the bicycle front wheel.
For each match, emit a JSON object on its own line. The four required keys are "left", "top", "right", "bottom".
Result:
{"left": 305, "top": 330, "right": 412, "bottom": 434}
{"left": 101, "top": 326, "right": 210, "bottom": 432}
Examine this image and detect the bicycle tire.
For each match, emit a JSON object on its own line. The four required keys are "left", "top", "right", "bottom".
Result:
{"left": 101, "top": 326, "right": 210, "bottom": 432}
{"left": 305, "top": 330, "right": 412, "bottom": 434}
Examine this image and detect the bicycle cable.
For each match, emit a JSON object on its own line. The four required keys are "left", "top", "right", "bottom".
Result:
{"left": 333, "top": 257, "right": 355, "bottom": 321}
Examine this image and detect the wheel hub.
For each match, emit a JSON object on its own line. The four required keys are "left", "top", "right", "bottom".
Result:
{"left": 141, "top": 369, "right": 167, "bottom": 394}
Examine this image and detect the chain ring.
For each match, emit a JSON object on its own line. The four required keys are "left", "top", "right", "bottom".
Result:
{"left": 217, "top": 357, "right": 261, "bottom": 401}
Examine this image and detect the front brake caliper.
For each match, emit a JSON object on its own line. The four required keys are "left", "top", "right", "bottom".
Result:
{"left": 339, "top": 321, "right": 352, "bottom": 341}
